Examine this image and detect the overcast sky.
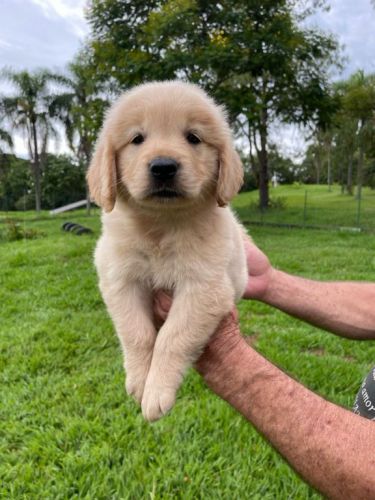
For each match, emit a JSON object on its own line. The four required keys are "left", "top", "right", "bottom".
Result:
{"left": 0, "top": 0, "right": 374, "bottom": 157}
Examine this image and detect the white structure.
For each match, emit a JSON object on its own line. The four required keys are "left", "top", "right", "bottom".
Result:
{"left": 50, "top": 199, "right": 87, "bottom": 215}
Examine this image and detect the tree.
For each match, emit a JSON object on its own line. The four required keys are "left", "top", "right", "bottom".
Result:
{"left": 0, "top": 155, "right": 31, "bottom": 211}
{"left": 87, "top": 0, "right": 170, "bottom": 90}
{"left": 86, "top": 0, "right": 339, "bottom": 208}
{"left": 337, "top": 71, "right": 375, "bottom": 199}
{"left": 308, "top": 126, "right": 335, "bottom": 190}
{"left": 49, "top": 49, "right": 109, "bottom": 213}
{"left": 331, "top": 104, "right": 358, "bottom": 195}
{"left": 0, "top": 154, "right": 87, "bottom": 211}
{"left": 0, "top": 99, "right": 27, "bottom": 211}
{"left": 40, "top": 154, "right": 87, "bottom": 210}
{"left": 0, "top": 69, "right": 60, "bottom": 212}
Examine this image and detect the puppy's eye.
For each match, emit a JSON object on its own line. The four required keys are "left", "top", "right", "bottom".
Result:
{"left": 131, "top": 134, "right": 145, "bottom": 145}
{"left": 186, "top": 132, "right": 201, "bottom": 145}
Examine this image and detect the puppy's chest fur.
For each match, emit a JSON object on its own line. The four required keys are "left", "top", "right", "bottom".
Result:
{"left": 127, "top": 226, "right": 225, "bottom": 290}
{"left": 101, "top": 209, "right": 234, "bottom": 292}
{"left": 134, "top": 238, "right": 198, "bottom": 290}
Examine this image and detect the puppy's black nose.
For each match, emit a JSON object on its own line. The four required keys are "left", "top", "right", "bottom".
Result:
{"left": 149, "top": 157, "right": 178, "bottom": 182}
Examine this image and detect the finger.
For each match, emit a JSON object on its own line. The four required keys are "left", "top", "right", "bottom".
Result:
{"left": 155, "top": 290, "right": 172, "bottom": 313}
{"left": 153, "top": 290, "right": 173, "bottom": 325}
{"left": 154, "top": 299, "right": 168, "bottom": 323}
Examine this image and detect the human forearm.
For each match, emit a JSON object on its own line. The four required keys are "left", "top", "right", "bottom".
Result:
{"left": 197, "top": 321, "right": 375, "bottom": 498}
{"left": 262, "top": 270, "right": 375, "bottom": 339}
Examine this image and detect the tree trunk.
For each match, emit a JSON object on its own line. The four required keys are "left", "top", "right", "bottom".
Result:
{"left": 31, "top": 119, "right": 41, "bottom": 213}
{"left": 33, "top": 165, "right": 41, "bottom": 212}
{"left": 257, "top": 108, "right": 269, "bottom": 210}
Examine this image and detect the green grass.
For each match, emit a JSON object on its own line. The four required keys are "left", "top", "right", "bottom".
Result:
{"left": 1, "top": 203, "right": 375, "bottom": 498}
{"left": 233, "top": 184, "right": 375, "bottom": 230}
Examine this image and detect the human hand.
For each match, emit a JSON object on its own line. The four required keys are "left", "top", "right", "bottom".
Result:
{"left": 153, "top": 291, "right": 246, "bottom": 392}
{"left": 153, "top": 290, "right": 241, "bottom": 355}
{"left": 153, "top": 289, "right": 172, "bottom": 329}
{"left": 243, "top": 236, "right": 273, "bottom": 301}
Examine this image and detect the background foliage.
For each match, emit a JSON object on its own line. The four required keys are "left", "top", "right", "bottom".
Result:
{"left": 1, "top": 0, "right": 374, "bottom": 212}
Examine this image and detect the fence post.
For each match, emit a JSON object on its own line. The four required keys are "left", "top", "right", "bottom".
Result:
{"left": 303, "top": 190, "right": 308, "bottom": 227}
{"left": 356, "top": 189, "right": 362, "bottom": 228}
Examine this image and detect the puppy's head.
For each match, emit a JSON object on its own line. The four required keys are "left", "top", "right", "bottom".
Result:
{"left": 87, "top": 81, "right": 243, "bottom": 212}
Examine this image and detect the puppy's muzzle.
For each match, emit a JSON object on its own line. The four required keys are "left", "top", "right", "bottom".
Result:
{"left": 149, "top": 157, "right": 179, "bottom": 182}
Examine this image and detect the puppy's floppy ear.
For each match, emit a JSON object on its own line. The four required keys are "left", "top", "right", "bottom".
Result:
{"left": 216, "top": 137, "right": 244, "bottom": 207}
{"left": 86, "top": 132, "right": 117, "bottom": 213}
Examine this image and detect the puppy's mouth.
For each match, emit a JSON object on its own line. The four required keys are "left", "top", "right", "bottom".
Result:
{"left": 148, "top": 188, "right": 184, "bottom": 199}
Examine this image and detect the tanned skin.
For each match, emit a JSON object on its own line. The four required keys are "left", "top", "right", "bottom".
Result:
{"left": 154, "top": 238, "right": 375, "bottom": 499}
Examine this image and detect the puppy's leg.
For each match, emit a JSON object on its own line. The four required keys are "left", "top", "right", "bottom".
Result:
{"left": 101, "top": 281, "right": 156, "bottom": 403}
{"left": 141, "top": 280, "right": 233, "bottom": 421}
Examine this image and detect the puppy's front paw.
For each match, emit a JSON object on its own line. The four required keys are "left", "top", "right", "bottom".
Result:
{"left": 125, "top": 375, "right": 145, "bottom": 404}
{"left": 141, "top": 383, "right": 176, "bottom": 422}
{"left": 125, "top": 365, "right": 150, "bottom": 404}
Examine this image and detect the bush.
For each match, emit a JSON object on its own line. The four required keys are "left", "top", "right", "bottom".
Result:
{"left": 249, "top": 196, "right": 288, "bottom": 210}
{"left": 0, "top": 155, "right": 32, "bottom": 211}
{"left": 240, "top": 169, "right": 258, "bottom": 192}
{"left": 0, "top": 153, "right": 87, "bottom": 211}
{"left": 41, "top": 155, "right": 86, "bottom": 209}
{"left": 0, "top": 219, "right": 45, "bottom": 242}
{"left": 269, "top": 196, "right": 288, "bottom": 209}
{"left": 14, "top": 192, "right": 35, "bottom": 211}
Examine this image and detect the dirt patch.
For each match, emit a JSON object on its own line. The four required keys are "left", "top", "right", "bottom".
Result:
{"left": 303, "top": 347, "right": 326, "bottom": 357}
{"left": 343, "top": 355, "right": 356, "bottom": 362}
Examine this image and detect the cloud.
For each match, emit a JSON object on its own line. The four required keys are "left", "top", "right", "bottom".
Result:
{"left": 307, "top": 0, "right": 375, "bottom": 78}
{"left": 0, "top": 0, "right": 87, "bottom": 72}
{"left": 0, "top": 38, "right": 12, "bottom": 49}
{"left": 30, "top": 0, "right": 88, "bottom": 38}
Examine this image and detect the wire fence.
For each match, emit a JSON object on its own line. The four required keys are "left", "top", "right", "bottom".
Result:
{"left": 234, "top": 187, "right": 375, "bottom": 232}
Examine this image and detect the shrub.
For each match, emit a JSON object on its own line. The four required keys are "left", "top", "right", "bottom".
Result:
{"left": 14, "top": 193, "right": 35, "bottom": 211}
{"left": 0, "top": 219, "right": 45, "bottom": 242}
{"left": 249, "top": 196, "right": 288, "bottom": 210}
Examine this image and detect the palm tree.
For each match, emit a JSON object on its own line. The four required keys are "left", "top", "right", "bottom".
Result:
{"left": 0, "top": 69, "right": 59, "bottom": 212}
{"left": 50, "top": 50, "right": 109, "bottom": 213}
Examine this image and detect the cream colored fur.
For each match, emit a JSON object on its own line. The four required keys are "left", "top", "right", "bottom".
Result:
{"left": 87, "top": 81, "right": 248, "bottom": 421}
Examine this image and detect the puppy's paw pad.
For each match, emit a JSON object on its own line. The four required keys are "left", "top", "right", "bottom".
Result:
{"left": 141, "top": 388, "right": 176, "bottom": 422}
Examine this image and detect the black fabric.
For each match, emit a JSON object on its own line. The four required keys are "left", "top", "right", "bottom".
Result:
{"left": 353, "top": 366, "right": 375, "bottom": 420}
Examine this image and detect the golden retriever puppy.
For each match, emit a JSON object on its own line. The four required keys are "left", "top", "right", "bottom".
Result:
{"left": 87, "top": 81, "right": 248, "bottom": 421}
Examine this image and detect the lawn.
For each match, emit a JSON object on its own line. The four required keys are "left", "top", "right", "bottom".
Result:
{"left": 1, "top": 202, "right": 375, "bottom": 499}
{"left": 233, "top": 184, "right": 375, "bottom": 230}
